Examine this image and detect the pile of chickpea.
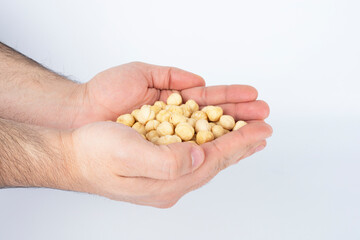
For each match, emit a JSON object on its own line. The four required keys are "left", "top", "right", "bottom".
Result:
{"left": 116, "top": 93, "right": 247, "bottom": 145}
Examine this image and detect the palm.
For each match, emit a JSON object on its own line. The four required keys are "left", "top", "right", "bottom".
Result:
{"left": 84, "top": 62, "right": 200, "bottom": 122}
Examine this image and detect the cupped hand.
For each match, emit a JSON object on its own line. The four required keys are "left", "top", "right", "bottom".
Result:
{"left": 63, "top": 119, "right": 272, "bottom": 208}
{"left": 73, "top": 62, "right": 269, "bottom": 127}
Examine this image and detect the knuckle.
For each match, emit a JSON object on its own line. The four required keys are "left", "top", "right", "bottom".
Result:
{"left": 200, "top": 87, "right": 208, "bottom": 105}
{"left": 162, "top": 149, "right": 181, "bottom": 180}
{"left": 211, "top": 141, "right": 231, "bottom": 172}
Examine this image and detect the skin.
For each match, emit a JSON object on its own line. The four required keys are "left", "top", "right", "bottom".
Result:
{"left": 0, "top": 42, "right": 272, "bottom": 208}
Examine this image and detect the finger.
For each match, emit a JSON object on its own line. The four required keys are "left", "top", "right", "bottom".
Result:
{"left": 201, "top": 121, "right": 272, "bottom": 168}
{"left": 122, "top": 140, "right": 205, "bottom": 180}
{"left": 181, "top": 85, "right": 258, "bottom": 105}
{"left": 147, "top": 64, "right": 205, "bottom": 90}
{"left": 212, "top": 100, "right": 270, "bottom": 120}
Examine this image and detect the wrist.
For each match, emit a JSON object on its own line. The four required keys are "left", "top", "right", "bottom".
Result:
{"left": 0, "top": 119, "right": 78, "bottom": 190}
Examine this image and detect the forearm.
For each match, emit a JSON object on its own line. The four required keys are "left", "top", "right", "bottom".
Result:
{"left": 0, "top": 42, "right": 89, "bottom": 129}
{"left": 0, "top": 117, "right": 74, "bottom": 189}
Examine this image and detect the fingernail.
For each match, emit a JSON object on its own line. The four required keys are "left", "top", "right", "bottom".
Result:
{"left": 255, "top": 145, "right": 265, "bottom": 153}
{"left": 191, "top": 147, "right": 204, "bottom": 170}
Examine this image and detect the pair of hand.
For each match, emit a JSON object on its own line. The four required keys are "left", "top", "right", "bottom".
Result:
{"left": 61, "top": 62, "right": 272, "bottom": 208}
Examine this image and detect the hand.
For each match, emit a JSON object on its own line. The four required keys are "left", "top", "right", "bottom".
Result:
{"left": 63, "top": 61, "right": 272, "bottom": 207}
{"left": 63, "top": 119, "right": 272, "bottom": 208}
{"left": 73, "top": 62, "right": 269, "bottom": 127}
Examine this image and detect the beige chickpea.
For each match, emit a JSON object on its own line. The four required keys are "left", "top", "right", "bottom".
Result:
{"left": 167, "top": 105, "right": 183, "bottom": 115}
{"left": 132, "top": 122, "right": 146, "bottom": 135}
{"left": 175, "top": 122, "right": 195, "bottom": 141}
{"left": 196, "top": 131, "right": 214, "bottom": 145}
{"left": 156, "top": 121, "right": 174, "bottom": 136}
{"left": 145, "top": 120, "right": 160, "bottom": 132}
{"left": 146, "top": 130, "right": 159, "bottom": 141}
{"left": 156, "top": 110, "right": 171, "bottom": 122}
{"left": 185, "top": 99, "right": 199, "bottom": 112}
{"left": 131, "top": 109, "right": 140, "bottom": 121}
{"left": 212, "top": 125, "right": 226, "bottom": 138}
{"left": 205, "top": 106, "right": 223, "bottom": 122}
{"left": 209, "top": 122, "right": 216, "bottom": 129}
{"left": 195, "top": 119, "right": 211, "bottom": 133}
{"left": 154, "top": 101, "right": 166, "bottom": 109}
{"left": 137, "top": 105, "right": 155, "bottom": 124}
{"left": 167, "top": 92, "right": 182, "bottom": 106}
{"left": 181, "top": 104, "right": 192, "bottom": 118}
{"left": 169, "top": 113, "right": 187, "bottom": 126}
{"left": 150, "top": 105, "right": 162, "bottom": 114}
{"left": 233, "top": 120, "right": 247, "bottom": 131}
{"left": 191, "top": 111, "right": 208, "bottom": 121}
{"left": 150, "top": 137, "right": 159, "bottom": 144}
{"left": 201, "top": 106, "right": 210, "bottom": 112}
{"left": 157, "top": 135, "right": 182, "bottom": 145}
{"left": 218, "top": 115, "right": 235, "bottom": 130}
{"left": 187, "top": 118, "right": 197, "bottom": 128}
{"left": 116, "top": 114, "right": 135, "bottom": 127}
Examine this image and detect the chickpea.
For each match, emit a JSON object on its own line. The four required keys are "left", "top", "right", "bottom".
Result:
{"left": 201, "top": 106, "right": 210, "bottom": 112}
{"left": 205, "top": 106, "right": 223, "bottom": 122}
{"left": 196, "top": 131, "right": 214, "bottom": 145}
{"left": 175, "top": 122, "right": 195, "bottom": 141}
{"left": 157, "top": 135, "right": 182, "bottom": 145}
{"left": 209, "top": 122, "right": 216, "bottom": 129}
{"left": 181, "top": 104, "right": 192, "bottom": 118}
{"left": 116, "top": 114, "right": 135, "bottom": 127}
{"left": 154, "top": 101, "right": 166, "bottom": 109}
{"left": 150, "top": 105, "right": 162, "bottom": 114}
{"left": 185, "top": 99, "right": 199, "bottom": 112}
{"left": 132, "top": 122, "right": 146, "bottom": 135}
{"left": 137, "top": 105, "right": 155, "bottom": 124}
{"left": 211, "top": 125, "right": 226, "bottom": 138}
{"left": 233, "top": 120, "right": 247, "bottom": 130}
{"left": 167, "top": 105, "right": 183, "bottom": 115}
{"left": 191, "top": 111, "right": 208, "bottom": 121}
{"left": 156, "top": 121, "right": 174, "bottom": 136}
{"left": 156, "top": 110, "right": 171, "bottom": 122}
{"left": 187, "top": 118, "right": 197, "bottom": 128}
{"left": 150, "top": 137, "right": 159, "bottom": 144}
{"left": 218, "top": 115, "right": 235, "bottom": 130}
{"left": 195, "top": 119, "right": 211, "bottom": 133}
{"left": 169, "top": 113, "right": 187, "bottom": 126}
{"left": 146, "top": 130, "right": 159, "bottom": 141}
{"left": 167, "top": 92, "right": 182, "bottom": 106}
{"left": 131, "top": 109, "right": 140, "bottom": 121}
{"left": 145, "top": 120, "right": 160, "bottom": 132}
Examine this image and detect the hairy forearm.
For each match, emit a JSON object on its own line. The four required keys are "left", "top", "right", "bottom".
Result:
{"left": 0, "top": 117, "right": 74, "bottom": 189}
{"left": 0, "top": 42, "right": 88, "bottom": 129}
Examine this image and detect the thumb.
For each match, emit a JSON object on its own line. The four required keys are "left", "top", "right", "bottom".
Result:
{"left": 126, "top": 141, "right": 205, "bottom": 180}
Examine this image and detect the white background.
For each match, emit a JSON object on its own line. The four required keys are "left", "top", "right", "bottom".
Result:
{"left": 1, "top": 0, "right": 360, "bottom": 239}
